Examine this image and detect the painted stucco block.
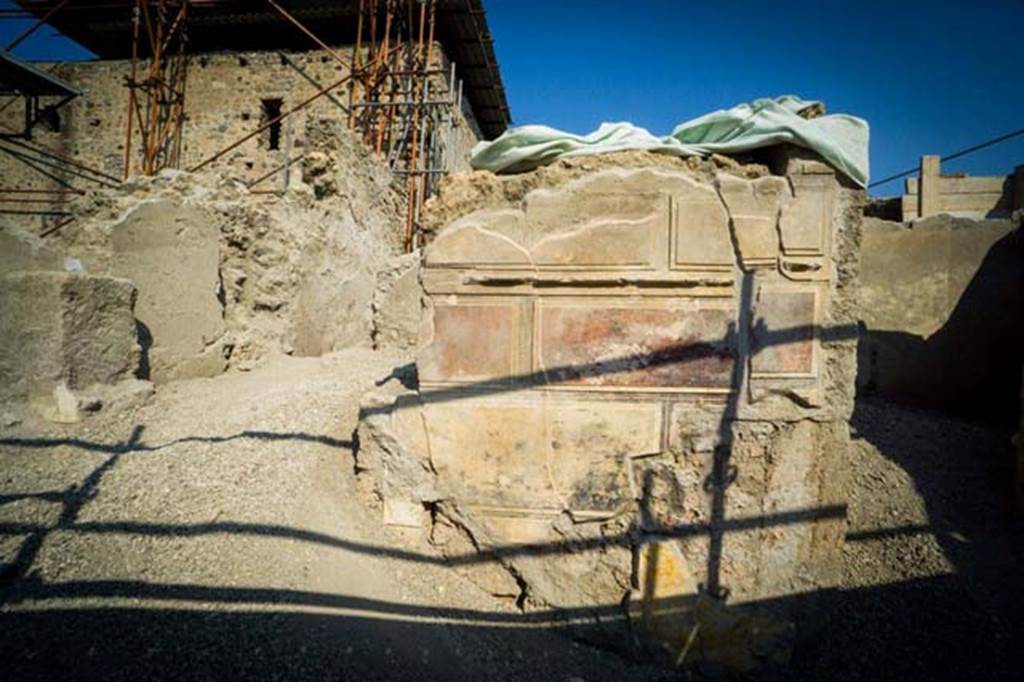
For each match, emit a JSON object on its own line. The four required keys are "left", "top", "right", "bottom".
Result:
{"left": 418, "top": 302, "right": 518, "bottom": 383}
{"left": 531, "top": 211, "right": 663, "bottom": 268}
{"left": 751, "top": 288, "right": 817, "bottom": 375}
{"left": 779, "top": 174, "right": 835, "bottom": 256}
{"left": 717, "top": 175, "right": 789, "bottom": 268}
{"left": 421, "top": 397, "right": 662, "bottom": 514}
{"left": 426, "top": 208, "right": 530, "bottom": 267}
{"left": 537, "top": 304, "right": 735, "bottom": 389}
{"left": 672, "top": 190, "right": 735, "bottom": 270}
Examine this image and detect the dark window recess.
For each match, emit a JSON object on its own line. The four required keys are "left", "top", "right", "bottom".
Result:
{"left": 40, "top": 105, "right": 61, "bottom": 133}
{"left": 261, "top": 98, "right": 283, "bottom": 151}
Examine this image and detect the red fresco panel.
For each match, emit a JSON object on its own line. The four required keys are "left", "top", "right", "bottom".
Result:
{"left": 751, "top": 290, "right": 816, "bottom": 375}
{"left": 419, "top": 304, "right": 517, "bottom": 383}
{"left": 538, "top": 306, "right": 734, "bottom": 389}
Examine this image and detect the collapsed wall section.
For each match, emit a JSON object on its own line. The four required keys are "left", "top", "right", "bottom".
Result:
{"left": 357, "top": 151, "right": 862, "bottom": 672}
{"left": 35, "top": 120, "right": 409, "bottom": 383}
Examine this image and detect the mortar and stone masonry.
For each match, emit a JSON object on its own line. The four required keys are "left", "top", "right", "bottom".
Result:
{"left": 0, "top": 120, "right": 420, "bottom": 424}
{"left": 355, "top": 147, "right": 863, "bottom": 673}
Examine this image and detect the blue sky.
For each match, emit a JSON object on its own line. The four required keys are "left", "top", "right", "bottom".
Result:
{"left": 485, "top": 0, "right": 1024, "bottom": 193}
{"left": 2, "top": 0, "right": 1021, "bottom": 194}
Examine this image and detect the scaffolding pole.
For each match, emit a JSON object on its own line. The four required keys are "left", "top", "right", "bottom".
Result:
{"left": 123, "top": 0, "right": 190, "bottom": 178}
{"left": 349, "top": 0, "right": 462, "bottom": 252}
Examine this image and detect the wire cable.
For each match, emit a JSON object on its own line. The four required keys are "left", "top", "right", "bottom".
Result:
{"left": 870, "top": 127, "right": 1024, "bottom": 188}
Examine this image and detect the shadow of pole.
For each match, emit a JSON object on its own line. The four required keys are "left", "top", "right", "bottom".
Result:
{"left": 703, "top": 270, "right": 753, "bottom": 601}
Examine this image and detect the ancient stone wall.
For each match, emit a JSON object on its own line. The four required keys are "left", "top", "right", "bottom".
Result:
{"left": 0, "top": 45, "right": 482, "bottom": 201}
{"left": 1, "top": 118, "right": 413, "bottom": 394}
{"left": 357, "top": 150, "right": 863, "bottom": 672}
{"left": 859, "top": 214, "right": 1023, "bottom": 425}
{"left": 0, "top": 270, "right": 150, "bottom": 423}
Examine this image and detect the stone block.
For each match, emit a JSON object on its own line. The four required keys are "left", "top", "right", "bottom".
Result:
{"left": 531, "top": 210, "right": 663, "bottom": 268}
{"left": 716, "top": 175, "right": 789, "bottom": 268}
{"left": 672, "top": 188, "right": 735, "bottom": 271}
{"left": 0, "top": 271, "right": 140, "bottom": 408}
{"left": 779, "top": 174, "right": 835, "bottom": 256}
{"left": 526, "top": 186, "right": 664, "bottom": 241}
{"left": 425, "top": 208, "right": 530, "bottom": 267}
{"left": 107, "top": 200, "right": 226, "bottom": 383}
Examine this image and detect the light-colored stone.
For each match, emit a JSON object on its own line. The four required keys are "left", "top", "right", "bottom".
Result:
{"left": 0, "top": 271, "right": 140, "bottom": 408}
{"left": 358, "top": 152, "right": 862, "bottom": 674}
{"left": 104, "top": 200, "right": 226, "bottom": 383}
{"left": 716, "top": 174, "right": 789, "bottom": 268}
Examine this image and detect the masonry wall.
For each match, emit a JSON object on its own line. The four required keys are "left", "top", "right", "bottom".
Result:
{"left": 0, "top": 45, "right": 483, "bottom": 198}
{"left": 357, "top": 150, "right": 863, "bottom": 673}
{"left": 858, "top": 215, "right": 1024, "bottom": 425}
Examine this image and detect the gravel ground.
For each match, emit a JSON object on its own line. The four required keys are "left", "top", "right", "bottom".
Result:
{"left": 1, "top": 354, "right": 1020, "bottom": 680}
{"left": 0, "top": 349, "right": 665, "bottom": 682}
{"left": 794, "top": 399, "right": 1023, "bottom": 681}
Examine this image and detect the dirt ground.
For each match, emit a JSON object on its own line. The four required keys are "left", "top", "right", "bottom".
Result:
{"left": 1, "top": 351, "right": 1021, "bottom": 680}
{"left": 793, "top": 399, "right": 1024, "bottom": 681}
{"left": 0, "top": 350, "right": 664, "bottom": 682}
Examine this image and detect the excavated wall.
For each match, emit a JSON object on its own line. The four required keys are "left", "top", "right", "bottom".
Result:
{"left": 0, "top": 45, "right": 482, "bottom": 196}
{"left": 357, "top": 149, "right": 863, "bottom": 673}
{"left": 858, "top": 214, "right": 1023, "bottom": 425}
{"left": 0, "top": 120, "right": 419, "bottom": 423}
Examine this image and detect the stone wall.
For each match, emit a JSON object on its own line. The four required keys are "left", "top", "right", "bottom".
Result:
{"left": 0, "top": 116, "right": 414, "bottom": 395}
{"left": 858, "top": 214, "right": 1024, "bottom": 425}
{"left": 0, "top": 45, "right": 482, "bottom": 214}
{"left": 0, "top": 270, "right": 150, "bottom": 423}
{"left": 357, "top": 150, "right": 863, "bottom": 673}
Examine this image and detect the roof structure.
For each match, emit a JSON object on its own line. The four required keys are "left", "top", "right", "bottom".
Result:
{"left": 11, "top": 0, "right": 510, "bottom": 138}
{"left": 0, "top": 47, "right": 80, "bottom": 96}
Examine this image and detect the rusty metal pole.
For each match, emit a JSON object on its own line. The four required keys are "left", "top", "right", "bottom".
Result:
{"left": 189, "top": 73, "right": 353, "bottom": 173}
{"left": 123, "top": 0, "right": 142, "bottom": 179}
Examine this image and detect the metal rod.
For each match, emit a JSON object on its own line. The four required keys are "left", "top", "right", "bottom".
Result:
{"left": 277, "top": 51, "right": 348, "bottom": 113}
{"left": 0, "top": 197, "right": 71, "bottom": 204}
{"left": 350, "top": 99, "right": 457, "bottom": 108}
{"left": 0, "top": 142, "right": 116, "bottom": 188}
{"left": 2, "top": 136, "right": 119, "bottom": 183}
{"left": 123, "top": 0, "right": 141, "bottom": 179}
{"left": 265, "top": 0, "right": 350, "bottom": 69}
{"left": 5, "top": 0, "right": 69, "bottom": 51}
{"left": 0, "top": 188, "right": 83, "bottom": 194}
{"left": 189, "top": 73, "right": 353, "bottom": 173}
{"left": 0, "top": 145, "right": 81, "bottom": 191}
{"left": 39, "top": 215, "right": 75, "bottom": 238}
{"left": 0, "top": 209, "right": 71, "bottom": 216}
{"left": 869, "top": 127, "right": 1024, "bottom": 188}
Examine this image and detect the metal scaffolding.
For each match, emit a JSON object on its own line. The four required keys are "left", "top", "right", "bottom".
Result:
{"left": 4, "top": 0, "right": 487, "bottom": 247}
{"left": 348, "top": 0, "right": 463, "bottom": 251}
{"left": 123, "top": 0, "right": 190, "bottom": 178}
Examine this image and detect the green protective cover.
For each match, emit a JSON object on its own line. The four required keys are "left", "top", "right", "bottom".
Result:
{"left": 470, "top": 95, "right": 870, "bottom": 187}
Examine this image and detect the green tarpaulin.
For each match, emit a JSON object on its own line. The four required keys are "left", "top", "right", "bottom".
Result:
{"left": 470, "top": 95, "right": 870, "bottom": 187}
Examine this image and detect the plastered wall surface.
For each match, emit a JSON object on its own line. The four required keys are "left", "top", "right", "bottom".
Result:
{"left": 358, "top": 151, "right": 863, "bottom": 672}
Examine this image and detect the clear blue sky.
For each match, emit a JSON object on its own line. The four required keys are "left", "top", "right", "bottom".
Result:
{"left": 2, "top": 0, "right": 1021, "bottom": 194}
{"left": 485, "top": 0, "right": 1024, "bottom": 194}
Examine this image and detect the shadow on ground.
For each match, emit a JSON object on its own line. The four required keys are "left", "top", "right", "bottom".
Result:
{"left": 0, "top": 403, "right": 1021, "bottom": 680}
